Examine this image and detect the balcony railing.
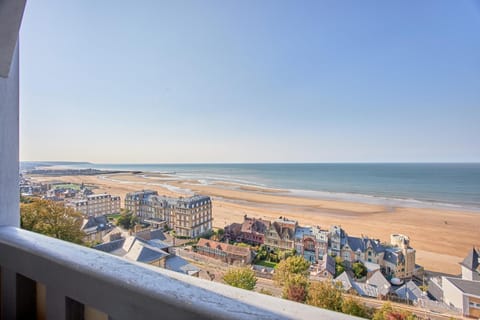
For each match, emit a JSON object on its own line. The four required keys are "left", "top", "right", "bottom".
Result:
{"left": 0, "top": 226, "right": 358, "bottom": 320}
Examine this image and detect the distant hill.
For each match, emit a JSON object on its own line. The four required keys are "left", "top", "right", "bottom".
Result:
{"left": 20, "top": 161, "right": 92, "bottom": 170}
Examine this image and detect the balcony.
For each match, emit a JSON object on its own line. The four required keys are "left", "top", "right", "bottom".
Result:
{"left": 0, "top": 225, "right": 357, "bottom": 320}
{"left": 0, "top": 2, "right": 355, "bottom": 319}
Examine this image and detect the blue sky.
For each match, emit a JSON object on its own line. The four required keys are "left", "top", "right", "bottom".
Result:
{"left": 20, "top": 1, "right": 480, "bottom": 163}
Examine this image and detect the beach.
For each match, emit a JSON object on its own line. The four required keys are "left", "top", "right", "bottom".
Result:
{"left": 29, "top": 172, "right": 480, "bottom": 274}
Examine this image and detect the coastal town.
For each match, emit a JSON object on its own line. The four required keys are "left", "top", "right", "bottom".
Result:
{"left": 19, "top": 172, "right": 480, "bottom": 319}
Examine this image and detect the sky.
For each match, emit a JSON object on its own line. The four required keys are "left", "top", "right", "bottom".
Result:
{"left": 19, "top": 1, "right": 480, "bottom": 163}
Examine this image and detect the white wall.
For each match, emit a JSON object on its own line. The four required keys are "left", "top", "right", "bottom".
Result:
{"left": 0, "top": 41, "right": 19, "bottom": 227}
{"left": 442, "top": 277, "right": 465, "bottom": 313}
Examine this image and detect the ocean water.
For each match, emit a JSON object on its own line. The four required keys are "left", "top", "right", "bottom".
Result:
{"left": 69, "top": 163, "right": 480, "bottom": 211}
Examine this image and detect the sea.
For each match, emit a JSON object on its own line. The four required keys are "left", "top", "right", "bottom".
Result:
{"left": 63, "top": 163, "right": 480, "bottom": 212}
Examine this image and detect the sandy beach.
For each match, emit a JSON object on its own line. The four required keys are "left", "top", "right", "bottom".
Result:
{"left": 29, "top": 172, "right": 480, "bottom": 274}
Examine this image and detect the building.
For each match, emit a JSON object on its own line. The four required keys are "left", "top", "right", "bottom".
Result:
{"left": 196, "top": 238, "right": 252, "bottom": 264}
{"left": 124, "top": 190, "right": 159, "bottom": 216}
{"left": 225, "top": 215, "right": 270, "bottom": 245}
{"left": 461, "top": 247, "right": 480, "bottom": 281}
{"left": 340, "top": 236, "right": 385, "bottom": 267}
{"left": 336, "top": 270, "right": 391, "bottom": 299}
{"left": 0, "top": 4, "right": 357, "bottom": 317}
{"left": 382, "top": 234, "right": 416, "bottom": 279}
{"left": 175, "top": 195, "right": 213, "bottom": 238}
{"left": 443, "top": 277, "right": 480, "bottom": 318}
{"left": 264, "top": 217, "right": 297, "bottom": 251}
{"left": 94, "top": 229, "right": 200, "bottom": 276}
{"left": 329, "top": 225, "right": 347, "bottom": 256}
{"left": 81, "top": 215, "right": 113, "bottom": 242}
{"left": 294, "top": 226, "right": 329, "bottom": 264}
{"left": 124, "top": 191, "right": 213, "bottom": 238}
{"left": 316, "top": 254, "right": 336, "bottom": 279}
{"left": 65, "top": 193, "right": 121, "bottom": 217}
{"left": 439, "top": 248, "right": 480, "bottom": 318}
{"left": 395, "top": 280, "right": 424, "bottom": 303}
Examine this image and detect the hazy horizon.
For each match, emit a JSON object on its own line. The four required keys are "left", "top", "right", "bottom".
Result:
{"left": 20, "top": 1, "right": 480, "bottom": 163}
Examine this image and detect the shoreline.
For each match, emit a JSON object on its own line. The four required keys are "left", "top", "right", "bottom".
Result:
{"left": 27, "top": 172, "right": 480, "bottom": 274}
{"left": 28, "top": 167, "right": 480, "bottom": 213}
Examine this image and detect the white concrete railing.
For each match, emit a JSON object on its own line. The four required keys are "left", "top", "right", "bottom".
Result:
{"left": 0, "top": 226, "right": 359, "bottom": 320}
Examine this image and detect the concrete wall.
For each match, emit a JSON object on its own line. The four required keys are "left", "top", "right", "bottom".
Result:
{"left": 0, "top": 41, "right": 19, "bottom": 227}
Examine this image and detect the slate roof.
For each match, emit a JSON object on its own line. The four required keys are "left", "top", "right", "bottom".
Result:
{"left": 241, "top": 217, "right": 270, "bottom": 234}
{"left": 270, "top": 220, "right": 296, "bottom": 241}
{"left": 445, "top": 277, "right": 480, "bottom": 297}
{"left": 295, "top": 227, "right": 313, "bottom": 239}
{"left": 336, "top": 271, "right": 355, "bottom": 291}
{"left": 335, "top": 271, "right": 385, "bottom": 298}
{"left": 367, "top": 271, "right": 391, "bottom": 296}
{"left": 124, "top": 240, "right": 169, "bottom": 263}
{"left": 165, "top": 256, "right": 200, "bottom": 276}
{"left": 427, "top": 278, "right": 444, "bottom": 301}
{"left": 321, "top": 255, "right": 336, "bottom": 276}
{"left": 395, "top": 281, "right": 424, "bottom": 301}
{"left": 345, "top": 236, "right": 385, "bottom": 254}
{"left": 384, "top": 248, "right": 405, "bottom": 265}
{"left": 94, "top": 238, "right": 125, "bottom": 253}
{"left": 460, "top": 247, "right": 480, "bottom": 271}
{"left": 82, "top": 215, "right": 109, "bottom": 231}
{"left": 355, "top": 282, "right": 379, "bottom": 298}
{"left": 95, "top": 236, "right": 170, "bottom": 263}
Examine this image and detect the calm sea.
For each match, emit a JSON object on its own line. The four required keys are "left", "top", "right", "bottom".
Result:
{"left": 70, "top": 163, "right": 480, "bottom": 211}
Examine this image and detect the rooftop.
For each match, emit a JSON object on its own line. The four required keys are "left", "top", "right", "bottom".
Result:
{"left": 444, "top": 277, "right": 480, "bottom": 297}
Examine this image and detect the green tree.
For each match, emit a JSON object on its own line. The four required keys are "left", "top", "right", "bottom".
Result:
{"left": 20, "top": 198, "right": 85, "bottom": 244}
{"left": 283, "top": 274, "right": 309, "bottom": 303}
{"left": 274, "top": 256, "right": 310, "bottom": 285}
{"left": 306, "top": 281, "right": 343, "bottom": 312}
{"left": 335, "top": 256, "right": 345, "bottom": 277}
{"left": 352, "top": 262, "right": 367, "bottom": 279}
{"left": 373, "top": 302, "right": 417, "bottom": 320}
{"left": 341, "top": 297, "right": 373, "bottom": 318}
{"left": 117, "top": 212, "right": 137, "bottom": 230}
{"left": 223, "top": 268, "right": 257, "bottom": 290}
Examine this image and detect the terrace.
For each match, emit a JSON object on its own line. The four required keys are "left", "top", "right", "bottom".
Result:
{"left": 0, "top": 1, "right": 355, "bottom": 319}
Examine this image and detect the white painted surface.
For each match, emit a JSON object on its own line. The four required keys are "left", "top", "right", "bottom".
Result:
{"left": 0, "top": 0, "right": 26, "bottom": 78}
{"left": 442, "top": 277, "right": 465, "bottom": 313}
{"left": 0, "top": 226, "right": 359, "bottom": 320}
{"left": 0, "top": 41, "right": 19, "bottom": 227}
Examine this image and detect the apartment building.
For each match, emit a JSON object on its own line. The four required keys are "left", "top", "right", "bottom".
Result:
{"left": 124, "top": 191, "right": 213, "bottom": 238}
{"left": 66, "top": 193, "right": 121, "bottom": 217}
{"left": 124, "top": 190, "right": 159, "bottom": 216}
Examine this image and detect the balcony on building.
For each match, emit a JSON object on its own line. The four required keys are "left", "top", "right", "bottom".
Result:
{"left": 0, "top": 1, "right": 355, "bottom": 319}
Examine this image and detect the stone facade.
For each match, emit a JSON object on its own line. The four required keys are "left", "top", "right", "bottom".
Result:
{"left": 66, "top": 193, "right": 121, "bottom": 217}
{"left": 125, "top": 191, "right": 213, "bottom": 238}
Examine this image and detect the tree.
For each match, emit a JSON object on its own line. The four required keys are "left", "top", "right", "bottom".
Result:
{"left": 117, "top": 212, "right": 137, "bottom": 230}
{"left": 274, "top": 256, "right": 310, "bottom": 285}
{"left": 20, "top": 198, "right": 85, "bottom": 244}
{"left": 223, "top": 268, "right": 257, "bottom": 290}
{"left": 335, "top": 256, "right": 345, "bottom": 277}
{"left": 352, "top": 262, "right": 367, "bottom": 279}
{"left": 306, "top": 281, "right": 343, "bottom": 312}
{"left": 373, "top": 302, "right": 417, "bottom": 320}
{"left": 283, "top": 274, "right": 309, "bottom": 303}
{"left": 341, "top": 297, "right": 373, "bottom": 318}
